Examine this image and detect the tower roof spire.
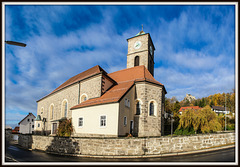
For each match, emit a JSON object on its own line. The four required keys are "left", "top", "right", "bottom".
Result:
{"left": 135, "top": 24, "right": 146, "bottom": 36}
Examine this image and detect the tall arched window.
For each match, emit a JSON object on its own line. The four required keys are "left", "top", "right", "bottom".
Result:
{"left": 65, "top": 102, "right": 67, "bottom": 117}
{"left": 61, "top": 100, "right": 68, "bottom": 118}
{"left": 136, "top": 101, "right": 141, "bottom": 115}
{"left": 51, "top": 105, "right": 54, "bottom": 119}
{"left": 50, "top": 105, "right": 54, "bottom": 120}
{"left": 134, "top": 56, "right": 139, "bottom": 66}
{"left": 149, "top": 102, "right": 154, "bottom": 116}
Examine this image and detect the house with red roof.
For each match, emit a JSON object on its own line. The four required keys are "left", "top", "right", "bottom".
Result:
{"left": 35, "top": 30, "right": 167, "bottom": 137}
{"left": 12, "top": 126, "right": 19, "bottom": 134}
{"left": 12, "top": 126, "right": 20, "bottom": 141}
{"left": 179, "top": 106, "right": 202, "bottom": 115}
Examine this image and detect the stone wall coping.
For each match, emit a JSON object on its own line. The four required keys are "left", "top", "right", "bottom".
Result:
{"left": 24, "top": 131, "right": 235, "bottom": 140}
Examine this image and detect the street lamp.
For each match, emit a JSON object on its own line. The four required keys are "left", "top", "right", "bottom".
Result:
{"left": 5, "top": 40, "right": 26, "bottom": 47}
{"left": 225, "top": 94, "right": 227, "bottom": 131}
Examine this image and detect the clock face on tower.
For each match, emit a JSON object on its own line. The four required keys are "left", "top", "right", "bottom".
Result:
{"left": 134, "top": 41, "right": 142, "bottom": 49}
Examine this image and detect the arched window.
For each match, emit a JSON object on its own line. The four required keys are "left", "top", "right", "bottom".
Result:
{"left": 64, "top": 102, "right": 67, "bottom": 117}
{"left": 61, "top": 100, "right": 68, "bottom": 118}
{"left": 49, "top": 105, "right": 54, "bottom": 120}
{"left": 50, "top": 105, "right": 54, "bottom": 119}
{"left": 134, "top": 56, "right": 139, "bottom": 66}
{"left": 150, "top": 102, "right": 154, "bottom": 116}
{"left": 136, "top": 101, "right": 141, "bottom": 115}
{"left": 80, "top": 94, "right": 88, "bottom": 103}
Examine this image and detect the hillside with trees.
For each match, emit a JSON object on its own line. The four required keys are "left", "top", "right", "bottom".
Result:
{"left": 164, "top": 90, "right": 235, "bottom": 136}
{"left": 180, "top": 89, "right": 235, "bottom": 113}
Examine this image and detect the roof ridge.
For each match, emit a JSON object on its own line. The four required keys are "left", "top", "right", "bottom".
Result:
{"left": 18, "top": 113, "right": 35, "bottom": 125}
{"left": 109, "top": 65, "right": 145, "bottom": 75}
{"left": 37, "top": 65, "right": 105, "bottom": 102}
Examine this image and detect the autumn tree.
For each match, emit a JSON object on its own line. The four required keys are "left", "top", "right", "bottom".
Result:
{"left": 176, "top": 106, "right": 221, "bottom": 134}
{"left": 57, "top": 118, "right": 73, "bottom": 137}
{"left": 173, "top": 101, "right": 181, "bottom": 114}
{"left": 164, "top": 98, "right": 181, "bottom": 135}
{"left": 198, "top": 106, "right": 222, "bottom": 133}
{"left": 165, "top": 98, "right": 172, "bottom": 113}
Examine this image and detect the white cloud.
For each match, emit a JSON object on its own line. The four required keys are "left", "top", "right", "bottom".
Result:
{"left": 155, "top": 66, "right": 235, "bottom": 101}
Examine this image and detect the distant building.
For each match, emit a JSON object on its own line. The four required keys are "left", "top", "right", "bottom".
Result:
{"left": 183, "top": 94, "right": 196, "bottom": 103}
{"left": 12, "top": 126, "right": 19, "bottom": 133}
{"left": 211, "top": 106, "right": 230, "bottom": 115}
{"left": 179, "top": 106, "right": 201, "bottom": 115}
{"left": 18, "top": 113, "right": 36, "bottom": 134}
{"left": 12, "top": 126, "right": 20, "bottom": 141}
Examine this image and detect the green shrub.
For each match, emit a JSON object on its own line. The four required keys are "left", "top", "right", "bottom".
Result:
{"left": 227, "top": 124, "right": 235, "bottom": 130}
{"left": 174, "top": 127, "right": 195, "bottom": 136}
{"left": 57, "top": 118, "right": 73, "bottom": 137}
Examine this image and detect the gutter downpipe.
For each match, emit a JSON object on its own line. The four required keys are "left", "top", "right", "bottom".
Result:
{"left": 78, "top": 82, "right": 81, "bottom": 104}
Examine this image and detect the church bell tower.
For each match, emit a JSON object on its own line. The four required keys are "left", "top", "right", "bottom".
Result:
{"left": 126, "top": 27, "right": 155, "bottom": 76}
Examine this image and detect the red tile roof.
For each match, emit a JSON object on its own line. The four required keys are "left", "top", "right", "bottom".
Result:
{"left": 71, "top": 81, "right": 134, "bottom": 109}
{"left": 71, "top": 65, "right": 166, "bottom": 109}
{"left": 179, "top": 106, "right": 202, "bottom": 112}
{"left": 12, "top": 127, "right": 20, "bottom": 134}
{"left": 108, "top": 65, "right": 163, "bottom": 86}
{"left": 14, "top": 126, "right": 19, "bottom": 131}
{"left": 37, "top": 65, "right": 107, "bottom": 102}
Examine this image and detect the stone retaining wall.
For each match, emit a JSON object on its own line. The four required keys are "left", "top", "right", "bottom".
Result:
{"left": 18, "top": 132, "right": 235, "bottom": 157}
{"left": 5, "top": 129, "right": 12, "bottom": 146}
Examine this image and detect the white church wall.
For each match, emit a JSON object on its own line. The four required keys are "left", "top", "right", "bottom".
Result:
{"left": 72, "top": 103, "right": 119, "bottom": 137}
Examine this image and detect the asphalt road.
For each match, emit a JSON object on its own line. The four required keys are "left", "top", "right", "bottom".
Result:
{"left": 5, "top": 144, "right": 235, "bottom": 163}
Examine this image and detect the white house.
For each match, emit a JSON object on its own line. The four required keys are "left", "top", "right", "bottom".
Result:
{"left": 18, "top": 113, "right": 36, "bottom": 134}
{"left": 211, "top": 106, "right": 230, "bottom": 115}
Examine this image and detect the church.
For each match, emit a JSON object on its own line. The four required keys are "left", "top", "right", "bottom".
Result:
{"left": 35, "top": 30, "right": 167, "bottom": 137}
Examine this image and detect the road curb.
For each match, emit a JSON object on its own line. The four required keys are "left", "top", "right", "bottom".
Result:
{"left": 159, "top": 144, "right": 235, "bottom": 157}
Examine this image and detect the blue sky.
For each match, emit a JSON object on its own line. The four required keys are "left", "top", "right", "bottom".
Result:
{"left": 4, "top": 4, "right": 236, "bottom": 128}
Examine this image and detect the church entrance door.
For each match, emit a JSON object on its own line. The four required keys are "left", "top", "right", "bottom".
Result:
{"left": 52, "top": 123, "right": 57, "bottom": 134}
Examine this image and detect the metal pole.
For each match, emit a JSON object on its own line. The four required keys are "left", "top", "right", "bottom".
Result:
{"left": 171, "top": 115, "right": 173, "bottom": 137}
{"left": 225, "top": 94, "right": 227, "bottom": 131}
